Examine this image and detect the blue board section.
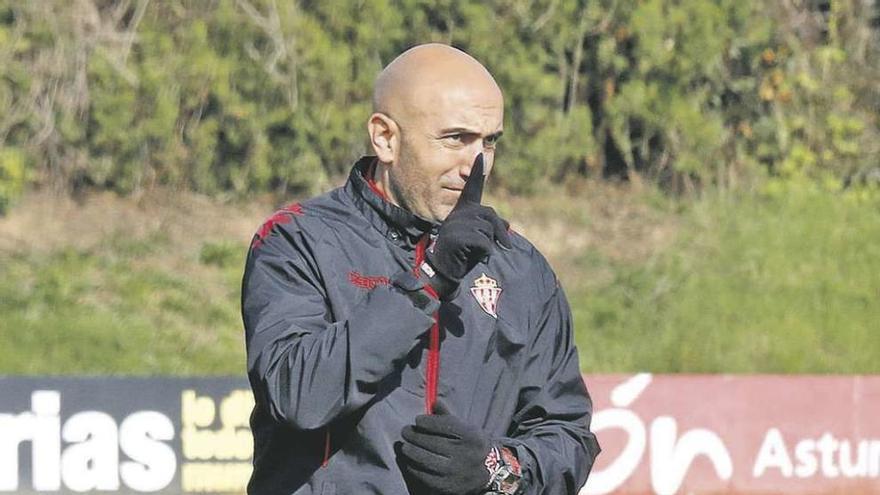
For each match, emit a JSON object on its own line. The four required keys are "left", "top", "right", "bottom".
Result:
{"left": 0, "top": 376, "right": 253, "bottom": 494}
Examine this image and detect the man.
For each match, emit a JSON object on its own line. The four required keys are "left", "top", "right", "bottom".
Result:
{"left": 241, "top": 43, "right": 599, "bottom": 494}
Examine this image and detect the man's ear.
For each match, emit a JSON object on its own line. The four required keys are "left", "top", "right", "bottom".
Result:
{"left": 367, "top": 113, "right": 400, "bottom": 164}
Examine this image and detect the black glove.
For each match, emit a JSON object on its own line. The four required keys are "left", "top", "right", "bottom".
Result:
{"left": 423, "top": 154, "right": 512, "bottom": 299}
{"left": 399, "top": 401, "right": 493, "bottom": 495}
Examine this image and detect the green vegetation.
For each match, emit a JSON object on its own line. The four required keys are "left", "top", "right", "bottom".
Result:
{"left": 573, "top": 187, "right": 880, "bottom": 373}
{"left": 0, "top": 1, "right": 877, "bottom": 198}
{"left": 0, "top": 234, "right": 247, "bottom": 374}
{"left": 1, "top": 186, "right": 877, "bottom": 375}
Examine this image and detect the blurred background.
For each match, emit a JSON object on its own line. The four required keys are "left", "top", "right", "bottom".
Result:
{"left": 0, "top": 0, "right": 878, "bottom": 375}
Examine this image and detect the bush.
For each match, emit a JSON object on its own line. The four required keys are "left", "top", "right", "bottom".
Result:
{"left": 0, "top": 0, "right": 877, "bottom": 196}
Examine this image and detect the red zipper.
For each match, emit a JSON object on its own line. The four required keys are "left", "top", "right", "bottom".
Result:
{"left": 321, "top": 431, "right": 330, "bottom": 467}
{"left": 322, "top": 235, "right": 440, "bottom": 468}
{"left": 414, "top": 237, "right": 440, "bottom": 414}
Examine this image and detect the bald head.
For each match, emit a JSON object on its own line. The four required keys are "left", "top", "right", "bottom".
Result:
{"left": 372, "top": 43, "right": 502, "bottom": 122}
{"left": 366, "top": 44, "right": 505, "bottom": 223}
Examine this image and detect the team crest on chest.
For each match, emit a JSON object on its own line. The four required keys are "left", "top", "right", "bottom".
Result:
{"left": 470, "top": 273, "right": 502, "bottom": 318}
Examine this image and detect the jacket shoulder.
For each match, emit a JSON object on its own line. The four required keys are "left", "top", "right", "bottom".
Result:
{"left": 502, "top": 228, "right": 561, "bottom": 295}
{"left": 248, "top": 187, "right": 349, "bottom": 252}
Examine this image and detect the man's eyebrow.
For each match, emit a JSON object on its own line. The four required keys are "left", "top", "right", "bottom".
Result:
{"left": 439, "top": 126, "right": 479, "bottom": 135}
{"left": 438, "top": 127, "right": 505, "bottom": 139}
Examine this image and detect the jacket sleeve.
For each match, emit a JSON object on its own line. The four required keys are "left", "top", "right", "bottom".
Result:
{"left": 501, "top": 277, "right": 600, "bottom": 494}
{"left": 241, "top": 222, "right": 436, "bottom": 431}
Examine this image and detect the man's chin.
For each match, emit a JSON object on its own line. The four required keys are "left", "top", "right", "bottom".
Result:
{"left": 433, "top": 205, "right": 456, "bottom": 223}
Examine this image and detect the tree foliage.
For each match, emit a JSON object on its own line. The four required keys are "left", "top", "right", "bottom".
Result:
{"left": 0, "top": 0, "right": 877, "bottom": 207}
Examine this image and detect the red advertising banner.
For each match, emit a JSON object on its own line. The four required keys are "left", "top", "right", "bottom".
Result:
{"left": 581, "top": 374, "right": 880, "bottom": 495}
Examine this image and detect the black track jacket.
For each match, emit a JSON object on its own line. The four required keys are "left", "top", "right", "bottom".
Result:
{"left": 241, "top": 157, "right": 600, "bottom": 494}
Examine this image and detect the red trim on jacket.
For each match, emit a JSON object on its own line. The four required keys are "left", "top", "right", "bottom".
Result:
{"left": 414, "top": 237, "right": 441, "bottom": 415}
{"left": 364, "top": 160, "right": 389, "bottom": 201}
{"left": 251, "top": 202, "right": 304, "bottom": 249}
{"left": 322, "top": 431, "right": 331, "bottom": 467}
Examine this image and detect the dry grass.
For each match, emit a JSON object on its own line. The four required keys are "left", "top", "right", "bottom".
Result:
{"left": 0, "top": 187, "right": 267, "bottom": 254}
{"left": 488, "top": 179, "right": 680, "bottom": 290}
{"left": 1, "top": 180, "right": 673, "bottom": 290}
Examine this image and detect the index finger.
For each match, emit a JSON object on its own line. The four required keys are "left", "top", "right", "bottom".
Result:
{"left": 457, "top": 153, "right": 485, "bottom": 206}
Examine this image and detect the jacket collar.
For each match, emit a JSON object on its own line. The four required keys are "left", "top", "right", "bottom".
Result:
{"left": 345, "top": 156, "right": 437, "bottom": 248}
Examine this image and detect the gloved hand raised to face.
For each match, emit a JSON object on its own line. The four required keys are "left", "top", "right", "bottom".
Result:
{"left": 399, "top": 401, "right": 492, "bottom": 495}
{"left": 421, "top": 154, "right": 512, "bottom": 300}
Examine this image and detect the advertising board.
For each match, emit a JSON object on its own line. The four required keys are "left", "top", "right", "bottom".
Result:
{"left": 2, "top": 375, "right": 878, "bottom": 494}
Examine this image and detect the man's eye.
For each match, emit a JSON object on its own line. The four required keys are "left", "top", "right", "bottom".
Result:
{"left": 445, "top": 134, "right": 465, "bottom": 142}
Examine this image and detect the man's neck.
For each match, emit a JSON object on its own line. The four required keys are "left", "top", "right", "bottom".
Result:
{"left": 369, "top": 160, "right": 396, "bottom": 205}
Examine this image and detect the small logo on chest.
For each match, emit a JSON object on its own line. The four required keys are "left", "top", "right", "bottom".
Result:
{"left": 471, "top": 273, "right": 502, "bottom": 318}
{"left": 348, "top": 271, "right": 390, "bottom": 290}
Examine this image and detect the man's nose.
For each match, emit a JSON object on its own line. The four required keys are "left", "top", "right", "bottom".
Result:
{"left": 460, "top": 154, "right": 479, "bottom": 180}
{"left": 460, "top": 153, "right": 490, "bottom": 185}
{"left": 460, "top": 143, "right": 490, "bottom": 178}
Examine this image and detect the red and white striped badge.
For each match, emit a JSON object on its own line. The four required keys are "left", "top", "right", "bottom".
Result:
{"left": 470, "top": 273, "right": 502, "bottom": 318}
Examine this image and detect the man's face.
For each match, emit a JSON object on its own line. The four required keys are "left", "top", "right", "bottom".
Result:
{"left": 388, "top": 86, "right": 504, "bottom": 223}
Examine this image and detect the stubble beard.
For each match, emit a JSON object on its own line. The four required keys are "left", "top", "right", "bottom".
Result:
{"left": 389, "top": 152, "right": 446, "bottom": 223}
